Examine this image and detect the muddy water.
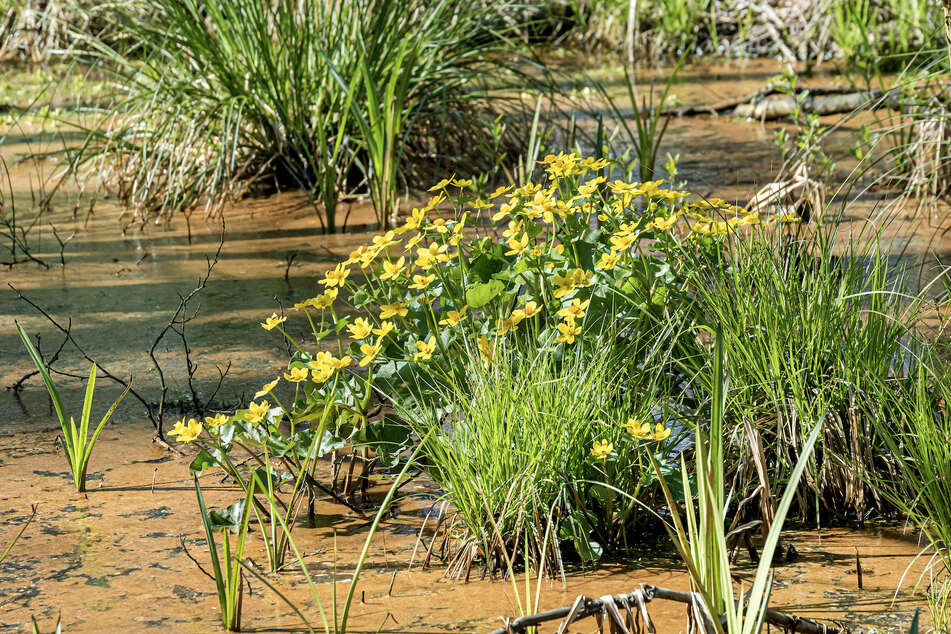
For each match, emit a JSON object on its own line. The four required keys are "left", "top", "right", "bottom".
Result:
{"left": 0, "top": 60, "right": 944, "bottom": 632}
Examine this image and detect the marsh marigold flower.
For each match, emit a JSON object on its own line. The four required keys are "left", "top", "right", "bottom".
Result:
{"left": 319, "top": 264, "right": 351, "bottom": 288}
{"left": 413, "top": 336, "right": 437, "bottom": 362}
{"left": 597, "top": 251, "right": 620, "bottom": 270}
{"left": 261, "top": 313, "right": 287, "bottom": 331}
{"left": 590, "top": 439, "right": 613, "bottom": 459}
{"left": 380, "top": 302, "right": 409, "bottom": 319}
{"left": 347, "top": 317, "right": 374, "bottom": 340}
{"left": 255, "top": 378, "right": 279, "bottom": 398}
{"left": 380, "top": 257, "right": 406, "bottom": 280}
{"left": 512, "top": 300, "right": 541, "bottom": 323}
{"left": 169, "top": 418, "right": 203, "bottom": 443}
{"left": 246, "top": 401, "right": 270, "bottom": 424}
{"left": 359, "top": 342, "right": 382, "bottom": 366}
{"left": 373, "top": 321, "right": 395, "bottom": 338}
{"left": 556, "top": 319, "right": 581, "bottom": 344}
{"left": 558, "top": 298, "right": 589, "bottom": 321}
{"left": 410, "top": 274, "right": 436, "bottom": 290}
{"left": 439, "top": 309, "right": 467, "bottom": 327}
{"left": 283, "top": 367, "right": 309, "bottom": 383}
{"left": 205, "top": 413, "right": 230, "bottom": 429}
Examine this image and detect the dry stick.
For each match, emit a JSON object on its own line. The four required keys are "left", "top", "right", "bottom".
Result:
{"left": 488, "top": 585, "right": 841, "bottom": 634}
{"left": 855, "top": 548, "right": 864, "bottom": 590}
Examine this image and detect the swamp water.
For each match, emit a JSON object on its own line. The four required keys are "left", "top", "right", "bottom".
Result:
{"left": 0, "top": 60, "right": 945, "bottom": 632}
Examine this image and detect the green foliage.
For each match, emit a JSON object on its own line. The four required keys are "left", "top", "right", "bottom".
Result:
{"left": 671, "top": 223, "right": 923, "bottom": 521}
{"left": 16, "top": 323, "right": 130, "bottom": 493}
{"left": 194, "top": 475, "right": 254, "bottom": 632}
{"left": 397, "top": 338, "right": 681, "bottom": 569}
{"left": 69, "top": 0, "right": 532, "bottom": 230}
{"left": 652, "top": 333, "right": 824, "bottom": 634}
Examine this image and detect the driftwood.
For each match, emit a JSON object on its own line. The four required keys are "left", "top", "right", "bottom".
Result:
{"left": 489, "top": 583, "right": 841, "bottom": 634}
{"left": 661, "top": 85, "right": 910, "bottom": 121}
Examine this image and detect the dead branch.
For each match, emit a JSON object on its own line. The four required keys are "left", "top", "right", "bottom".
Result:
{"left": 489, "top": 584, "right": 841, "bottom": 634}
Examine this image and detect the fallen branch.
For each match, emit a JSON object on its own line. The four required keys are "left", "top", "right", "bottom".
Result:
{"left": 489, "top": 583, "right": 841, "bottom": 634}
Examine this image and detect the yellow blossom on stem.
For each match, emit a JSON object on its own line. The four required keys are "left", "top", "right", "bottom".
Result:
{"left": 557, "top": 298, "right": 590, "bottom": 321}
{"left": 283, "top": 367, "right": 309, "bottom": 383}
{"left": 380, "top": 302, "right": 409, "bottom": 319}
{"left": 261, "top": 313, "right": 287, "bottom": 331}
{"left": 597, "top": 251, "right": 620, "bottom": 270}
{"left": 512, "top": 300, "right": 541, "bottom": 323}
{"left": 254, "top": 378, "right": 279, "bottom": 398}
{"left": 373, "top": 321, "right": 395, "bottom": 338}
{"left": 428, "top": 178, "right": 451, "bottom": 191}
{"left": 413, "top": 336, "right": 437, "bottom": 361}
{"left": 505, "top": 232, "right": 530, "bottom": 256}
{"left": 205, "top": 413, "right": 230, "bottom": 429}
{"left": 169, "top": 418, "right": 203, "bottom": 443}
{"left": 319, "top": 264, "right": 351, "bottom": 288}
{"left": 477, "top": 334, "right": 495, "bottom": 367}
{"left": 359, "top": 342, "right": 382, "bottom": 366}
{"left": 380, "top": 257, "right": 406, "bottom": 280}
{"left": 246, "top": 401, "right": 270, "bottom": 424}
{"left": 556, "top": 319, "right": 581, "bottom": 344}
{"left": 410, "top": 274, "right": 436, "bottom": 290}
{"left": 438, "top": 309, "right": 467, "bottom": 327}
{"left": 347, "top": 317, "right": 374, "bottom": 340}
{"left": 590, "top": 439, "right": 613, "bottom": 459}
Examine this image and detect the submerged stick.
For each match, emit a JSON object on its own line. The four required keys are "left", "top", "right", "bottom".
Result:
{"left": 488, "top": 584, "right": 840, "bottom": 634}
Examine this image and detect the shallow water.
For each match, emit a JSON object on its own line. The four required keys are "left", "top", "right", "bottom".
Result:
{"left": 0, "top": 60, "right": 946, "bottom": 632}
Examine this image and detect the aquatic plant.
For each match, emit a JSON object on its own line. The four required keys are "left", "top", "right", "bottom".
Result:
{"left": 194, "top": 475, "right": 254, "bottom": 632}
{"left": 397, "top": 336, "right": 681, "bottom": 570}
{"left": 1, "top": 504, "right": 36, "bottom": 564}
{"left": 651, "top": 333, "right": 824, "bottom": 634}
{"left": 69, "top": 0, "right": 534, "bottom": 231}
{"left": 671, "top": 222, "right": 924, "bottom": 522}
{"left": 16, "top": 323, "right": 130, "bottom": 493}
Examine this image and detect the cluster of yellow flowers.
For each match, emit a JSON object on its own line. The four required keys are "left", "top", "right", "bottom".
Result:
{"left": 168, "top": 412, "right": 232, "bottom": 444}
{"left": 587, "top": 418, "right": 672, "bottom": 458}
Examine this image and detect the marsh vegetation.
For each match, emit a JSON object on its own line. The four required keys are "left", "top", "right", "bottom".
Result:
{"left": 4, "top": 1, "right": 951, "bottom": 632}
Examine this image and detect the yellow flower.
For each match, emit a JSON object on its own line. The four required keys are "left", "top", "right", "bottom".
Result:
{"left": 488, "top": 185, "right": 512, "bottom": 199}
{"left": 451, "top": 178, "right": 473, "bottom": 188}
{"left": 413, "top": 336, "right": 437, "bottom": 361}
{"left": 404, "top": 207, "right": 426, "bottom": 230}
{"left": 505, "top": 232, "right": 530, "bottom": 256}
{"left": 410, "top": 274, "right": 436, "bottom": 290}
{"left": 373, "top": 320, "right": 395, "bottom": 338}
{"left": 246, "top": 400, "right": 270, "bottom": 424}
{"left": 597, "top": 251, "right": 620, "bottom": 270}
{"left": 780, "top": 213, "right": 801, "bottom": 223}
{"left": 557, "top": 298, "right": 590, "bottom": 321}
{"left": 477, "top": 334, "right": 495, "bottom": 367}
{"left": 332, "top": 355, "right": 352, "bottom": 369}
{"left": 492, "top": 201, "right": 516, "bottom": 222}
{"left": 308, "top": 352, "right": 336, "bottom": 382}
{"left": 169, "top": 417, "right": 203, "bottom": 443}
{"left": 359, "top": 342, "right": 382, "bottom": 366}
{"left": 652, "top": 213, "right": 678, "bottom": 231}
{"left": 347, "top": 317, "right": 374, "bottom": 340}
{"left": 553, "top": 272, "right": 576, "bottom": 299}
{"left": 255, "top": 378, "right": 279, "bottom": 398}
{"left": 314, "top": 288, "right": 338, "bottom": 309}
{"left": 439, "top": 309, "right": 467, "bottom": 327}
{"left": 319, "top": 264, "right": 351, "bottom": 288}
{"left": 380, "top": 302, "right": 409, "bottom": 319}
{"left": 623, "top": 418, "right": 651, "bottom": 439}
{"left": 283, "top": 367, "right": 309, "bottom": 383}
{"left": 610, "top": 232, "right": 636, "bottom": 252}
{"left": 512, "top": 300, "right": 541, "bottom": 323}
{"left": 556, "top": 319, "right": 581, "bottom": 344}
{"left": 652, "top": 424, "right": 671, "bottom": 441}
{"left": 590, "top": 439, "right": 613, "bottom": 459}
{"left": 428, "top": 178, "right": 451, "bottom": 191}
{"left": 380, "top": 257, "right": 406, "bottom": 280}
{"left": 261, "top": 313, "right": 287, "bottom": 331}
{"left": 497, "top": 317, "right": 518, "bottom": 335}
{"left": 205, "top": 413, "right": 231, "bottom": 429}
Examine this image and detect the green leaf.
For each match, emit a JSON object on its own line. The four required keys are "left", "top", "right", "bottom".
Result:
{"left": 465, "top": 279, "right": 505, "bottom": 308}
{"left": 189, "top": 448, "right": 224, "bottom": 475}
{"left": 208, "top": 499, "right": 247, "bottom": 533}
